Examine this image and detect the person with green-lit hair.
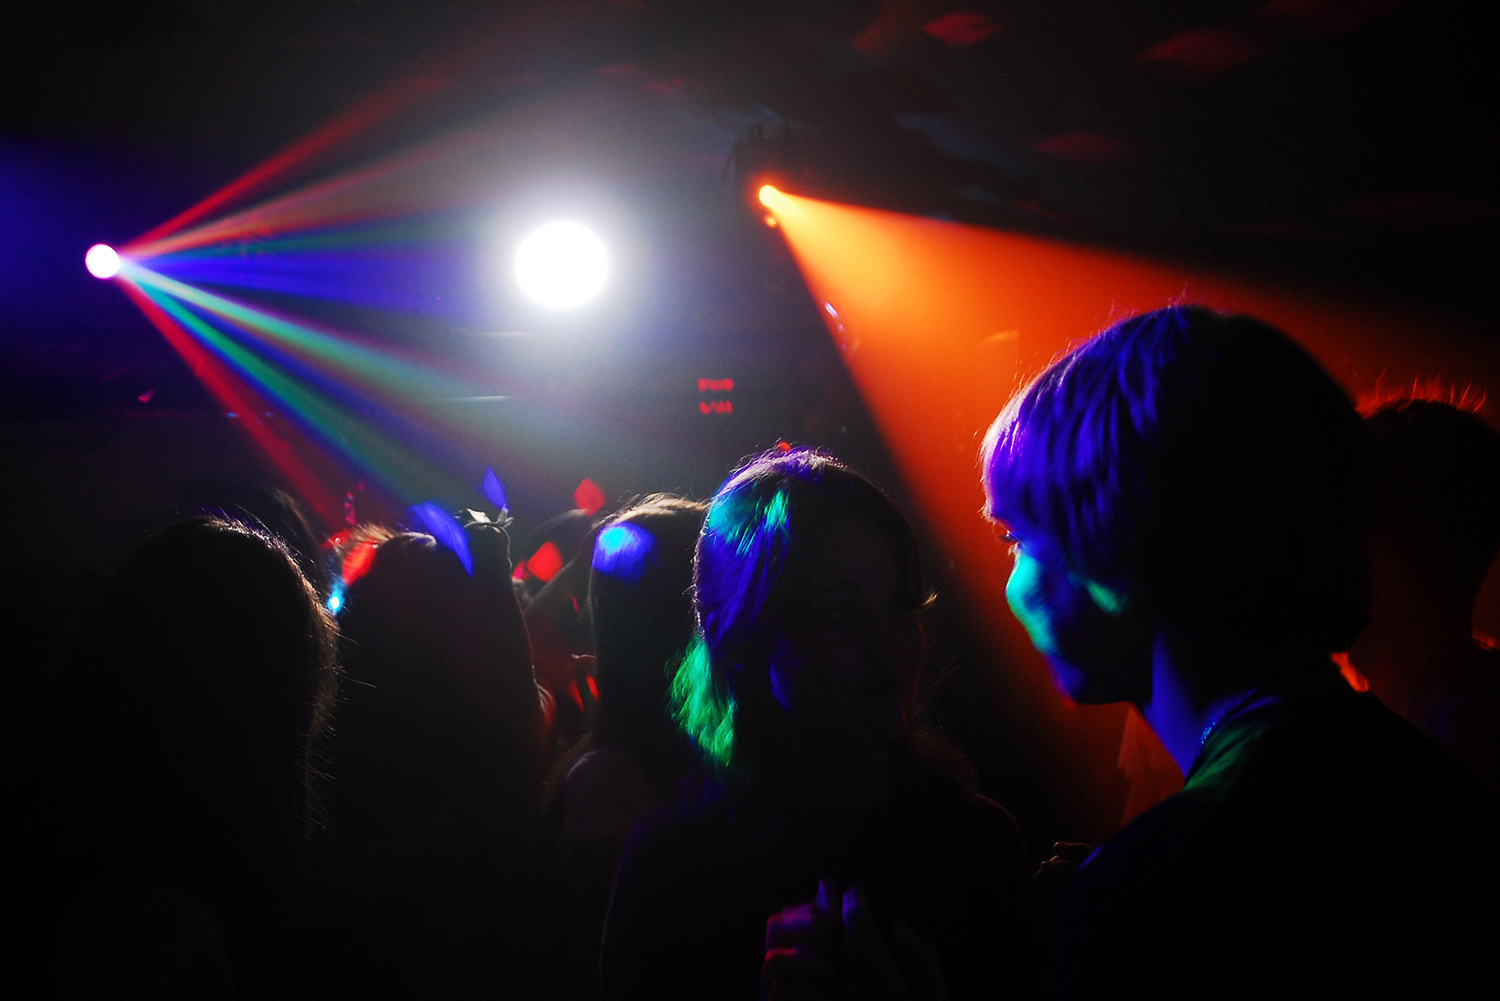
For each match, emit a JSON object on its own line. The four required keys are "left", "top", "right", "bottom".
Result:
{"left": 600, "top": 448, "right": 1030, "bottom": 1001}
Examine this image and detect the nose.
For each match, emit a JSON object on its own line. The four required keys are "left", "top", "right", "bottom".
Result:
{"left": 867, "top": 608, "right": 923, "bottom": 681}
{"left": 1006, "top": 550, "right": 1058, "bottom": 657}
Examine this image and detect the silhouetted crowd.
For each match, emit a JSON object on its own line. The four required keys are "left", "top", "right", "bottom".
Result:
{"left": 3, "top": 306, "right": 1497, "bottom": 999}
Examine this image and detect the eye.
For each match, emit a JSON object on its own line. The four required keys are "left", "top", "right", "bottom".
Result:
{"left": 889, "top": 595, "right": 922, "bottom": 622}
{"left": 803, "top": 594, "right": 868, "bottom": 626}
{"left": 816, "top": 602, "right": 859, "bottom": 625}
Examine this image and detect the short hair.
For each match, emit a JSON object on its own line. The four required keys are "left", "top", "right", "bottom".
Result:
{"left": 983, "top": 305, "right": 1378, "bottom": 653}
{"left": 1364, "top": 399, "right": 1500, "bottom": 597}
{"left": 672, "top": 449, "right": 926, "bottom": 773}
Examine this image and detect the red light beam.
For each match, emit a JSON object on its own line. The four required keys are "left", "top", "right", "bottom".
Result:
{"left": 117, "top": 277, "right": 344, "bottom": 525}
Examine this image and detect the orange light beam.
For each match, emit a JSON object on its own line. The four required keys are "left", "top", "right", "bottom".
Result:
{"left": 763, "top": 190, "right": 1499, "bottom": 840}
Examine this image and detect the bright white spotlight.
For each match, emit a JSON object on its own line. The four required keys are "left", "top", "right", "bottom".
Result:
{"left": 85, "top": 244, "right": 120, "bottom": 279}
{"left": 514, "top": 222, "right": 608, "bottom": 309}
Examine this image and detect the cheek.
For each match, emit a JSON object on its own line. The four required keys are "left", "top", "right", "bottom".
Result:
{"left": 1044, "top": 659, "right": 1091, "bottom": 703}
{"left": 1006, "top": 553, "right": 1059, "bottom": 656}
{"left": 768, "top": 648, "right": 799, "bottom": 712}
{"left": 900, "top": 618, "right": 925, "bottom": 678}
{"left": 768, "top": 637, "right": 823, "bottom": 716}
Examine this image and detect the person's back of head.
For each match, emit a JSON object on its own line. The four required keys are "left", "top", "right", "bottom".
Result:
{"left": 65, "top": 516, "right": 337, "bottom": 881}
{"left": 338, "top": 530, "right": 467, "bottom": 684}
{"left": 334, "top": 527, "right": 538, "bottom": 835}
{"left": 180, "top": 478, "right": 332, "bottom": 598}
{"left": 1364, "top": 398, "right": 1500, "bottom": 604}
{"left": 1353, "top": 399, "right": 1500, "bottom": 783}
{"left": 589, "top": 496, "right": 707, "bottom": 743}
{"left": 984, "top": 305, "right": 1378, "bottom": 661}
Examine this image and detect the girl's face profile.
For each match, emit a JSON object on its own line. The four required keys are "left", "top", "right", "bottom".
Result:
{"left": 765, "top": 517, "right": 922, "bottom": 753}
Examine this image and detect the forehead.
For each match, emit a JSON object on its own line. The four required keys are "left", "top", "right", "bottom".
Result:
{"left": 788, "top": 518, "right": 901, "bottom": 593}
{"left": 981, "top": 467, "right": 1003, "bottom": 520}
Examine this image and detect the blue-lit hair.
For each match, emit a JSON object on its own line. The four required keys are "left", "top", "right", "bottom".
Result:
{"left": 593, "top": 522, "right": 655, "bottom": 586}
{"left": 587, "top": 494, "right": 706, "bottom": 742}
{"left": 983, "top": 305, "right": 1378, "bottom": 652}
{"left": 672, "top": 448, "right": 926, "bottom": 774}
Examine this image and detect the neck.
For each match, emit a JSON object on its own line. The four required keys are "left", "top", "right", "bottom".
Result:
{"left": 1350, "top": 592, "right": 1480, "bottom": 723}
{"left": 1141, "top": 628, "right": 1285, "bottom": 776}
{"left": 784, "top": 741, "right": 892, "bottom": 811}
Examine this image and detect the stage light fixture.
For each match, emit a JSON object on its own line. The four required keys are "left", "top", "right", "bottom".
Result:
{"left": 85, "top": 244, "right": 120, "bottom": 279}
{"left": 514, "top": 221, "right": 608, "bottom": 308}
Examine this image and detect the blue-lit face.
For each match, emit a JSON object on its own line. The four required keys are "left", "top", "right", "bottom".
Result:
{"left": 767, "top": 518, "right": 922, "bottom": 753}
{"left": 1002, "top": 529, "right": 1151, "bottom": 705}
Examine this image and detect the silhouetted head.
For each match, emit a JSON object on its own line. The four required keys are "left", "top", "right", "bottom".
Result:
{"left": 1364, "top": 399, "right": 1500, "bottom": 604}
{"left": 673, "top": 449, "right": 927, "bottom": 776}
{"left": 983, "top": 306, "right": 1378, "bottom": 701}
{"left": 589, "top": 495, "right": 707, "bottom": 739}
{"left": 68, "top": 516, "right": 337, "bottom": 871}
{"left": 333, "top": 525, "right": 538, "bottom": 833}
{"left": 180, "top": 478, "right": 332, "bottom": 598}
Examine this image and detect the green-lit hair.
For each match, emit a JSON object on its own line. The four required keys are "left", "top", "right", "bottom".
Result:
{"left": 671, "top": 448, "right": 925, "bottom": 774}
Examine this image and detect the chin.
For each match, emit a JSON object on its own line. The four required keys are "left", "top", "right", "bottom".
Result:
{"left": 1047, "top": 661, "right": 1091, "bottom": 704}
{"left": 1048, "top": 658, "right": 1140, "bottom": 706}
{"left": 841, "top": 694, "right": 910, "bottom": 748}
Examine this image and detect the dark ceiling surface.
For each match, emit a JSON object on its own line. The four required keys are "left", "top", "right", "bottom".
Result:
{"left": 2, "top": 0, "right": 1496, "bottom": 393}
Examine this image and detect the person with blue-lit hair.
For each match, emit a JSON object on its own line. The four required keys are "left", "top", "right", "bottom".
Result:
{"left": 983, "top": 306, "right": 1498, "bottom": 998}
{"left": 540, "top": 495, "right": 707, "bottom": 1001}
{"left": 601, "top": 448, "right": 1029, "bottom": 1001}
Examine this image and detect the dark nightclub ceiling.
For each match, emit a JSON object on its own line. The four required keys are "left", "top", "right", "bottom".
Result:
{"left": 1, "top": 0, "right": 1496, "bottom": 453}
{"left": 8, "top": 1, "right": 1496, "bottom": 274}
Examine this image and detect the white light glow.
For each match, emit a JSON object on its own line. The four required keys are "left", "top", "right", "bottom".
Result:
{"left": 85, "top": 244, "right": 120, "bottom": 279}
{"left": 514, "top": 222, "right": 608, "bottom": 309}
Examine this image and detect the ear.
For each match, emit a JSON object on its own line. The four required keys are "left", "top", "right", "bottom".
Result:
{"left": 1085, "top": 580, "right": 1128, "bottom": 616}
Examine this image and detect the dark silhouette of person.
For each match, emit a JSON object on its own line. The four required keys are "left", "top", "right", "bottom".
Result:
{"left": 602, "top": 449, "right": 1029, "bottom": 1001}
{"left": 33, "top": 516, "right": 338, "bottom": 999}
{"left": 1348, "top": 398, "right": 1500, "bottom": 796}
{"left": 321, "top": 518, "right": 547, "bottom": 1000}
{"left": 541, "top": 495, "right": 707, "bottom": 1001}
{"left": 179, "top": 477, "right": 334, "bottom": 599}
